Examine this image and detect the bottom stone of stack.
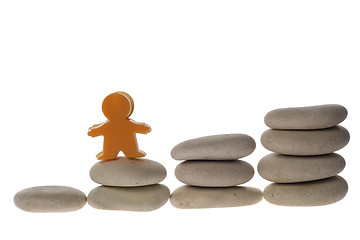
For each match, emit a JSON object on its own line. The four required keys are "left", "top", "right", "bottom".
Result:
{"left": 263, "top": 175, "right": 348, "bottom": 206}
{"left": 170, "top": 185, "right": 262, "bottom": 209}
{"left": 88, "top": 184, "right": 170, "bottom": 211}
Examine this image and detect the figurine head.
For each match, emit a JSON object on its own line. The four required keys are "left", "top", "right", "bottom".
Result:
{"left": 102, "top": 91, "right": 134, "bottom": 120}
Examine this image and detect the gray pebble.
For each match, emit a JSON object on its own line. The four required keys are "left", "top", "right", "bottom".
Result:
{"left": 14, "top": 186, "right": 87, "bottom": 212}
{"left": 87, "top": 184, "right": 170, "bottom": 211}
{"left": 175, "top": 160, "right": 254, "bottom": 187}
{"left": 170, "top": 185, "right": 262, "bottom": 209}
{"left": 90, "top": 157, "right": 167, "bottom": 187}
{"left": 171, "top": 134, "right": 256, "bottom": 160}
{"left": 264, "top": 104, "right": 347, "bottom": 130}
{"left": 263, "top": 176, "right": 348, "bottom": 206}
{"left": 258, "top": 153, "right": 345, "bottom": 183}
{"left": 261, "top": 126, "right": 350, "bottom": 155}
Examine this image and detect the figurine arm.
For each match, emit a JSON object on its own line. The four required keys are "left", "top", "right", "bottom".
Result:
{"left": 129, "top": 119, "right": 151, "bottom": 134}
{"left": 88, "top": 121, "right": 108, "bottom": 137}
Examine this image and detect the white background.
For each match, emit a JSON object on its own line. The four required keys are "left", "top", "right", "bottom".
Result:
{"left": 1, "top": 1, "right": 359, "bottom": 239}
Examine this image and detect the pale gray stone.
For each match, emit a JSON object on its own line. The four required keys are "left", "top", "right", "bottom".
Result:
{"left": 87, "top": 184, "right": 170, "bottom": 211}
{"left": 261, "top": 126, "right": 350, "bottom": 155}
{"left": 170, "top": 185, "right": 262, "bottom": 209}
{"left": 171, "top": 134, "right": 256, "bottom": 160}
{"left": 175, "top": 160, "right": 254, "bottom": 187}
{"left": 264, "top": 104, "right": 347, "bottom": 130}
{"left": 90, "top": 157, "right": 167, "bottom": 187}
{"left": 14, "top": 186, "right": 86, "bottom": 212}
{"left": 263, "top": 176, "right": 348, "bottom": 206}
{"left": 258, "top": 153, "right": 345, "bottom": 183}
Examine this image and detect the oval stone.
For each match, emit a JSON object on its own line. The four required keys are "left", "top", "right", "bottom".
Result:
{"left": 14, "top": 186, "right": 87, "bottom": 212}
{"left": 175, "top": 160, "right": 254, "bottom": 187}
{"left": 258, "top": 153, "right": 346, "bottom": 183}
{"left": 90, "top": 157, "right": 167, "bottom": 187}
{"left": 261, "top": 126, "right": 350, "bottom": 155}
{"left": 263, "top": 176, "right": 348, "bottom": 206}
{"left": 170, "top": 185, "right": 262, "bottom": 209}
{"left": 264, "top": 104, "right": 347, "bottom": 130}
{"left": 87, "top": 184, "right": 170, "bottom": 211}
{"left": 171, "top": 134, "right": 256, "bottom": 160}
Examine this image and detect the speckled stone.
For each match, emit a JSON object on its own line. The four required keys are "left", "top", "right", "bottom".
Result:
{"left": 175, "top": 160, "right": 254, "bottom": 187}
{"left": 263, "top": 176, "right": 348, "bottom": 206}
{"left": 90, "top": 157, "right": 167, "bottom": 187}
{"left": 264, "top": 104, "right": 347, "bottom": 130}
{"left": 171, "top": 134, "right": 256, "bottom": 160}
{"left": 261, "top": 126, "right": 350, "bottom": 155}
{"left": 170, "top": 185, "right": 262, "bottom": 209}
{"left": 14, "top": 186, "right": 87, "bottom": 212}
{"left": 258, "top": 153, "right": 346, "bottom": 183}
{"left": 87, "top": 184, "right": 170, "bottom": 212}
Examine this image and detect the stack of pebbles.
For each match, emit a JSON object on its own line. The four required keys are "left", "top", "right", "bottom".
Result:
{"left": 258, "top": 104, "right": 349, "bottom": 206}
{"left": 170, "top": 134, "right": 262, "bottom": 209}
{"left": 87, "top": 157, "right": 169, "bottom": 211}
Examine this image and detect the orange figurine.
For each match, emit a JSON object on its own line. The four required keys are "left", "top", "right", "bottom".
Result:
{"left": 88, "top": 92, "right": 151, "bottom": 160}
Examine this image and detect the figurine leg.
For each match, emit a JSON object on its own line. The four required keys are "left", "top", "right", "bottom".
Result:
{"left": 96, "top": 151, "right": 104, "bottom": 159}
{"left": 97, "top": 151, "right": 119, "bottom": 160}
{"left": 123, "top": 149, "right": 146, "bottom": 158}
{"left": 123, "top": 141, "right": 146, "bottom": 158}
{"left": 97, "top": 141, "right": 119, "bottom": 160}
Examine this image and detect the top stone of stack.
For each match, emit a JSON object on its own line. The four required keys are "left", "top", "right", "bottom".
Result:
{"left": 90, "top": 157, "right": 167, "bottom": 187}
{"left": 171, "top": 134, "right": 256, "bottom": 160}
{"left": 264, "top": 104, "right": 347, "bottom": 130}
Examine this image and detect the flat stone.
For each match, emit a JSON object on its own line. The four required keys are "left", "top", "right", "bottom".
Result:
{"left": 87, "top": 184, "right": 170, "bottom": 211}
{"left": 258, "top": 153, "right": 346, "bottom": 183}
{"left": 14, "top": 186, "right": 87, "bottom": 212}
{"left": 171, "top": 134, "right": 256, "bottom": 160}
{"left": 90, "top": 157, "right": 167, "bottom": 187}
{"left": 263, "top": 175, "right": 348, "bottom": 206}
{"left": 175, "top": 160, "right": 254, "bottom": 187}
{"left": 261, "top": 126, "right": 350, "bottom": 155}
{"left": 170, "top": 185, "right": 262, "bottom": 209}
{"left": 264, "top": 104, "right": 347, "bottom": 130}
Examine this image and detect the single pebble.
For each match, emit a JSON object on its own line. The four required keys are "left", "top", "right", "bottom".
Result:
{"left": 263, "top": 175, "right": 348, "bottom": 206}
{"left": 87, "top": 184, "right": 170, "bottom": 211}
{"left": 175, "top": 160, "right": 254, "bottom": 187}
{"left": 170, "top": 185, "right": 262, "bottom": 209}
{"left": 264, "top": 104, "right": 347, "bottom": 130}
{"left": 171, "top": 134, "right": 256, "bottom": 160}
{"left": 14, "top": 186, "right": 87, "bottom": 212}
{"left": 261, "top": 126, "right": 350, "bottom": 155}
{"left": 258, "top": 153, "right": 346, "bottom": 183}
{"left": 90, "top": 157, "right": 167, "bottom": 187}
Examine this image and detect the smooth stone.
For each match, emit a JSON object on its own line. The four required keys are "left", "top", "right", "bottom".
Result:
{"left": 171, "top": 134, "right": 256, "bottom": 160}
{"left": 261, "top": 126, "right": 350, "bottom": 155}
{"left": 263, "top": 176, "right": 348, "bottom": 206}
{"left": 87, "top": 184, "right": 170, "bottom": 211}
{"left": 264, "top": 104, "right": 347, "bottom": 130}
{"left": 90, "top": 157, "right": 167, "bottom": 187}
{"left": 14, "top": 186, "right": 87, "bottom": 212}
{"left": 170, "top": 185, "right": 262, "bottom": 209}
{"left": 258, "top": 153, "right": 346, "bottom": 183}
{"left": 175, "top": 160, "right": 254, "bottom": 187}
